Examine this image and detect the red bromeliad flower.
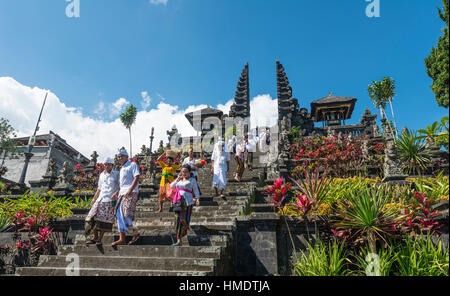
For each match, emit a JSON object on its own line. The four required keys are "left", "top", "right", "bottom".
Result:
{"left": 24, "top": 217, "right": 35, "bottom": 227}
{"left": 15, "top": 240, "right": 31, "bottom": 250}
{"left": 292, "top": 194, "right": 314, "bottom": 216}
{"left": 414, "top": 192, "right": 429, "bottom": 207}
{"left": 14, "top": 211, "right": 24, "bottom": 220}
{"left": 264, "top": 178, "right": 292, "bottom": 209}
{"left": 331, "top": 229, "right": 348, "bottom": 241}
{"left": 32, "top": 227, "right": 53, "bottom": 252}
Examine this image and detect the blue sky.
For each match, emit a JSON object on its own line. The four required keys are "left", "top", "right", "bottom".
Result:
{"left": 0, "top": 0, "right": 448, "bottom": 158}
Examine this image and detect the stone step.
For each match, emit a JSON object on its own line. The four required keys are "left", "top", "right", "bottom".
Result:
{"left": 134, "top": 224, "right": 234, "bottom": 235}
{"left": 75, "top": 233, "right": 230, "bottom": 246}
{"left": 250, "top": 203, "right": 274, "bottom": 213}
{"left": 134, "top": 217, "right": 236, "bottom": 227}
{"left": 37, "top": 255, "right": 217, "bottom": 271}
{"left": 15, "top": 266, "right": 212, "bottom": 276}
{"left": 58, "top": 245, "right": 222, "bottom": 259}
{"left": 134, "top": 210, "right": 240, "bottom": 219}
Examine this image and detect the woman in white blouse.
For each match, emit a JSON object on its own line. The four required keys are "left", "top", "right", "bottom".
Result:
{"left": 170, "top": 165, "right": 200, "bottom": 246}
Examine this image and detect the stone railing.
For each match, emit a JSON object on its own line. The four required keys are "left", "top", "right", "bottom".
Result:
{"left": 314, "top": 124, "right": 367, "bottom": 138}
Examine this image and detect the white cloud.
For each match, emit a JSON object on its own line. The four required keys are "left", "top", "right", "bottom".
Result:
{"left": 0, "top": 77, "right": 278, "bottom": 162}
{"left": 150, "top": 0, "right": 168, "bottom": 5}
{"left": 250, "top": 94, "right": 278, "bottom": 128}
{"left": 111, "top": 98, "right": 130, "bottom": 116}
{"left": 141, "top": 91, "right": 152, "bottom": 110}
{"left": 94, "top": 97, "right": 130, "bottom": 119}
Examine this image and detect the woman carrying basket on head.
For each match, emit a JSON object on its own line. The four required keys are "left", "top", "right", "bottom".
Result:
{"left": 170, "top": 165, "right": 200, "bottom": 246}
{"left": 157, "top": 152, "right": 181, "bottom": 212}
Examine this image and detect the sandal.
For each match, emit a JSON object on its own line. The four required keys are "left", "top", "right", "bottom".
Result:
{"left": 85, "top": 239, "right": 96, "bottom": 245}
{"left": 111, "top": 240, "right": 126, "bottom": 247}
{"left": 128, "top": 234, "right": 141, "bottom": 245}
{"left": 171, "top": 242, "right": 182, "bottom": 247}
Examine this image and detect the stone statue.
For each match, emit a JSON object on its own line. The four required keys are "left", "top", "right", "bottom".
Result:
{"left": 373, "top": 124, "right": 381, "bottom": 138}
{"left": 88, "top": 151, "right": 99, "bottom": 168}
{"left": 362, "top": 140, "right": 369, "bottom": 161}
{"left": 382, "top": 132, "right": 408, "bottom": 182}
{"left": 158, "top": 140, "right": 165, "bottom": 155}
{"left": 54, "top": 161, "right": 74, "bottom": 192}
{"left": 141, "top": 145, "right": 148, "bottom": 156}
{"left": 44, "top": 158, "right": 57, "bottom": 178}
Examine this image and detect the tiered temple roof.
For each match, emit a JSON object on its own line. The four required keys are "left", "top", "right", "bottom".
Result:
{"left": 276, "top": 60, "right": 300, "bottom": 123}
{"left": 310, "top": 94, "right": 357, "bottom": 125}
{"left": 229, "top": 63, "right": 250, "bottom": 118}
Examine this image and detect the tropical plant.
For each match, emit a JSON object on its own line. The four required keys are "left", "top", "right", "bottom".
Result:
{"left": 395, "top": 234, "right": 449, "bottom": 276}
{"left": 120, "top": 104, "right": 137, "bottom": 157}
{"left": 264, "top": 178, "right": 292, "bottom": 210}
{"left": 0, "top": 213, "right": 11, "bottom": 232}
{"left": 435, "top": 116, "right": 449, "bottom": 150}
{"left": 400, "top": 191, "right": 443, "bottom": 235}
{"left": 425, "top": 0, "right": 449, "bottom": 108}
{"left": 71, "top": 196, "right": 93, "bottom": 208}
{"left": 368, "top": 77, "right": 398, "bottom": 138}
{"left": 412, "top": 172, "right": 449, "bottom": 201}
{"left": 354, "top": 245, "right": 396, "bottom": 276}
{"left": 396, "top": 128, "right": 430, "bottom": 176}
{"left": 289, "top": 165, "right": 331, "bottom": 216}
{"left": 294, "top": 239, "right": 351, "bottom": 276}
{"left": 0, "top": 191, "right": 73, "bottom": 221}
{"left": 332, "top": 185, "right": 404, "bottom": 254}
{"left": 418, "top": 121, "right": 441, "bottom": 145}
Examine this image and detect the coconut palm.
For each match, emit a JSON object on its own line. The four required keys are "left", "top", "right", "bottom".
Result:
{"left": 120, "top": 105, "right": 137, "bottom": 157}
{"left": 368, "top": 77, "right": 398, "bottom": 139}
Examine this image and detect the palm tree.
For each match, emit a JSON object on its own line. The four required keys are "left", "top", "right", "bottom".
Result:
{"left": 368, "top": 77, "right": 398, "bottom": 139}
{"left": 418, "top": 121, "right": 441, "bottom": 147}
{"left": 120, "top": 105, "right": 137, "bottom": 157}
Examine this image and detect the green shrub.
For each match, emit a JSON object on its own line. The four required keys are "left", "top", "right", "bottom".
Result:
{"left": 394, "top": 235, "right": 449, "bottom": 276}
{"left": 0, "top": 191, "right": 73, "bottom": 220}
{"left": 294, "top": 239, "right": 351, "bottom": 276}
{"left": 0, "top": 213, "right": 11, "bottom": 232}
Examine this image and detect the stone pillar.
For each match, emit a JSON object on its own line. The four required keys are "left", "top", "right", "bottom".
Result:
{"left": 18, "top": 152, "right": 33, "bottom": 185}
{"left": 235, "top": 213, "right": 280, "bottom": 275}
{"left": 382, "top": 119, "right": 408, "bottom": 183}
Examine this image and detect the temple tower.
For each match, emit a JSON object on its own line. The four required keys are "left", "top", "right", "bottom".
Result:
{"left": 229, "top": 63, "right": 250, "bottom": 119}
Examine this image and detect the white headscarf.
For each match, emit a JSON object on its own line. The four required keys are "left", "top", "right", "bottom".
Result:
{"left": 212, "top": 140, "right": 225, "bottom": 160}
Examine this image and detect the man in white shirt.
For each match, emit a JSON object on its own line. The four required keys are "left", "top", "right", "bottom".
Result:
{"left": 112, "top": 149, "right": 141, "bottom": 247}
{"left": 85, "top": 157, "right": 119, "bottom": 246}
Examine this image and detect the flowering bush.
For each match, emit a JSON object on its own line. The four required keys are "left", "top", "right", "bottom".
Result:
{"left": 72, "top": 163, "right": 105, "bottom": 190}
{"left": 263, "top": 178, "right": 292, "bottom": 210}
{"left": 290, "top": 136, "right": 363, "bottom": 177}
{"left": 290, "top": 136, "right": 385, "bottom": 178}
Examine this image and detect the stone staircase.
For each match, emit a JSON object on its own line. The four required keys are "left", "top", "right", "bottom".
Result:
{"left": 15, "top": 153, "right": 264, "bottom": 276}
